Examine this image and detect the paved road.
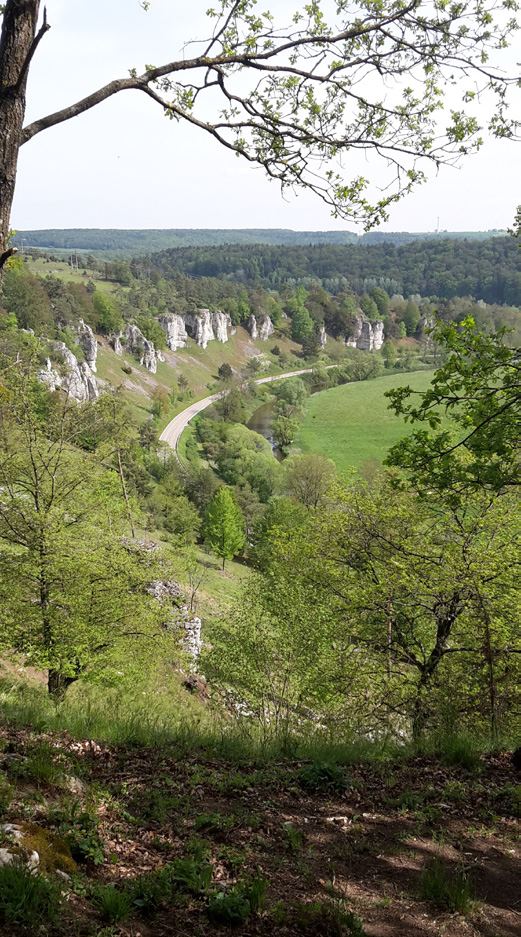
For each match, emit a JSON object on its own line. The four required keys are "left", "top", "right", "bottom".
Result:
{"left": 159, "top": 367, "right": 326, "bottom": 454}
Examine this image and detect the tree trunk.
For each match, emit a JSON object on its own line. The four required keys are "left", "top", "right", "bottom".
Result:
{"left": 47, "top": 669, "right": 76, "bottom": 702}
{"left": 0, "top": 1, "right": 41, "bottom": 256}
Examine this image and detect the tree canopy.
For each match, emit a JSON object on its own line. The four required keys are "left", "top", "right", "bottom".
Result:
{"left": 1, "top": 0, "right": 520, "bottom": 262}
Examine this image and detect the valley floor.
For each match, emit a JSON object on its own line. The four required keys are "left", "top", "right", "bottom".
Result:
{"left": 0, "top": 725, "right": 519, "bottom": 936}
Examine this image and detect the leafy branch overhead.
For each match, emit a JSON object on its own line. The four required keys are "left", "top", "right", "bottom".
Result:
{"left": 5, "top": 0, "right": 520, "bottom": 230}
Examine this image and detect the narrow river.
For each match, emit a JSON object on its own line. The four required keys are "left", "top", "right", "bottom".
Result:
{"left": 247, "top": 400, "right": 283, "bottom": 460}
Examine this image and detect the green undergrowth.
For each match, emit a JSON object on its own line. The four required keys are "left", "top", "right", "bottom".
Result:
{"left": 0, "top": 675, "right": 512, "bottom": 768}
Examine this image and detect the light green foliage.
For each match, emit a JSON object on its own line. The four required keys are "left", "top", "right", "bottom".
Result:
{"left": 0, "top": 364, "right": 173, "bottom": 698}
{"left": 272, "top": 413, "right": 300, "bottom": 452}
{"left": 386, "top": 320, "right": 521, "bottom": 494}
{"left": 402, "top": 300, "right": 421, "bottom": 336}
{"left": 284, "top": 453, "right": 336, "bottom": 509}
{"left": 360, "top": 293, "right": 379, "bottom": 320}
{"left": 92, "top": 291, "right": 122, "bottom": 334}
{"left": 204, "top": 487, "right": 245, "bottom": 568}
{"left": 288, "top": 288, "right": 314, "bottom": 344}
{"left": 222, "top": 474, "right": 520, "bottom": 740}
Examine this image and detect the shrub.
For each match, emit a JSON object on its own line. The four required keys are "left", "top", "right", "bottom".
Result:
{"left": 427, "top": 734, "right": 481, "bottom": 771}
{"left": 127, "top": 866, "right": 174, "bottom": 916}
{"left": 494, "top": 784, "right": 521, "bottom": 818}
{"left": 298, "top": 761, "right": 349, "bottom": 792}
{"left": 50, "top": 801, "right": 104, "bottom": 865}
{"left": 0, "top": 777, "right": 14, "bottom": 816}
{"left": 194, "top": 812, "right": 235, "bottom": 838}
{"left": 207, "top": 877, "right": 267, "bottom": 925}
{"left": 170, "top": 857, "right": 213, "bottom": 895}
{"left": 0, "top": 862, "right": 61, "bottom": 927}
{"left": 420, "top": 859, "right": 474, "bottom": 913}
{"left": 291, "top": 900, "right": 365, "bottom": 935}
{"left": 93, "top": 884, "right": 132, "bottom": 924}
{"left": 131, "top": 788, "right": 181, "bottom": 825}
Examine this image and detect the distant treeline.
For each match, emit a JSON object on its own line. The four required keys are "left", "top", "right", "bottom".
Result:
{"left": 145, "top": 237, "right": 521, "bottom": 305}
{"left": 12, "top": 227, "right": 506, "bottom": 256}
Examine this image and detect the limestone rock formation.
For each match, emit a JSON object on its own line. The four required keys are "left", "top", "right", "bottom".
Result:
{"left": 212, "top": 311, "right": 231, "bottom": 344}
{"left": 158, "top": 313, "right": 188, "bottom": 351}
{"left": 39, "top": 344, "right": 99, "bottom": 403}
{"left": 184, "top": 309, "right": 232, "bottom": 349}
{"left": 319, "top": 324, "right": 327, "bottom": 348}
{"left": 248, "top": 314, "right": 274, "bottom": 341}
{"left": 259, "top": 315, "right": 274, "bottom": 341}
{"left": 345, "top": 315, "right": 384, "bottom": 352}
{"left": 110, "top": 333, "right": 123, "bottom": 355}
{"left": 124, "top": 323, "right": 158, "bottom": 373}
{"left": 148, "top": 580, "right": 203, "bottom": 660}
{"left": 76, "top": 319, "right": 97, "bottom": 372}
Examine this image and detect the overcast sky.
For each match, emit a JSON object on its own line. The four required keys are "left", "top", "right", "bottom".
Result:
{"left": 11, "top": 0, "right": 520, "bottom": 233}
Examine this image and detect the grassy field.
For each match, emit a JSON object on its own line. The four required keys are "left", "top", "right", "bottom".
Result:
{"left": 295, "top": 370, "right": 435, "bottom": 473}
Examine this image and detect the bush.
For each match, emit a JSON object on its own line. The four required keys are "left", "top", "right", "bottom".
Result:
{"left": 93, "top": 884, "right": 132, "bottom": 924}
{"left": 0, "top": 776, "right": 14, "bottom": 816}
{"left": 290, "top": 900, "right": 365, "bottom": 935}
{"left": 420, "top": 859, "right": 474, "bottom": 913}
{"left": 207, "top": 877, "right": 267, "bottom": 925}
{"left": 50, "top": 801, "right": 104, "bottom": 865}
{"left": 0, "top": 862, "right": 61, "bottom": 927}
{"left": 127, "top": 866, "right": 175, "bottom": 916}
{"left": 170, "top": 856, "right": 213, "bottom": 895}
{"left": 298, "top": 761, "right": 349, "bottom": 792}
{"left": 433, "top": 735, "right": 481, "bottom": 771}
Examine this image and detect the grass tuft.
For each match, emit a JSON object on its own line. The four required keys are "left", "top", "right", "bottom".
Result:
{"left": 420, "top": 858, "right": 474, "bottom": 913}
{"left": 0, "top": 862, "right": 61, "bottom": 927}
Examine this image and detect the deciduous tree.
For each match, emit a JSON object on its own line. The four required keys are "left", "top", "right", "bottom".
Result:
{"left": 2, "top": 0, "right": 518, "bottom": 263}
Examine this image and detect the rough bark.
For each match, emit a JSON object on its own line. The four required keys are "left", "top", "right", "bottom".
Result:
{"left": 0, "top": 1, "right": 42, "bottom": 257}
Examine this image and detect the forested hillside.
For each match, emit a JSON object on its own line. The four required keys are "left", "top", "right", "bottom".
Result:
{"left": 12, "top": 227, "right": 506, "bottom": 256}
{"left": 147, "top": 236, "right": 521, "bottom": 304}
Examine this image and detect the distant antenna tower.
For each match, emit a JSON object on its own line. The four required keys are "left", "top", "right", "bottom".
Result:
{"left": 436, "top": 216, "right": 440, "bottom": 233}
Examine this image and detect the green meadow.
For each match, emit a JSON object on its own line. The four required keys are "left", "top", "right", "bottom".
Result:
{"left": 295, "top": 370, "right": 435, "bottom": 473}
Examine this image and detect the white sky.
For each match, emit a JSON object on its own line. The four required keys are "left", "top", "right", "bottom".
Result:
{"left": 11, "top": 0, "right": 521, "bottom": 233}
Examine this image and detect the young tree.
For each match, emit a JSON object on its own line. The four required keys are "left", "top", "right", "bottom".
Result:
{"left": 284, "top": 453, "right": 337, "bottom": 509}
{"left": 2, "top": 0, "right": 517, "bottom": 263}
{"left": 204, "top": 486, "right": 245, "bottom": 569}
{"left": 0, "top": 364, "right": 170, "bottom": 700}
{"left": 218, "top": 362, "right": 233, "bottom": 381}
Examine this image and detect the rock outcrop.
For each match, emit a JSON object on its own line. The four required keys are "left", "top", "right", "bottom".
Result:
{"left": 39, "top": 343, "right": 99, "bottom": 402}
{"left": 319, "top": 324, "right": 327, "bottom": 348}
{"left": 124, "top": 324, "right": 158, "bottom": 373}
{"left": 345, "top": 315, "right": 385, "bottom": 352}
{"left": 247, "top": 314, "right": 274, "bottom": 341}
{"left": 158, "top": 313, "right": 188, "bottom": 351}
{"left": 259, "top": 315, "right": 274, "bottom": 341}
{"left": 110, "top": 333, "right": 123, "bottom": 355}
{"left": 148, "top": 580, "right": 203, "bottom": 660}
{"left": 183, "top": 309, "right": 232, "bottom": 349}
{"left": 76, "top": 319, "right": 97, "bottom": 372}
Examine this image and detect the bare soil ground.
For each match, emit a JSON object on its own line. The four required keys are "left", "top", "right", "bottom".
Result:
{"left": 0, "top": 727, "right": 519, "bottom": 937}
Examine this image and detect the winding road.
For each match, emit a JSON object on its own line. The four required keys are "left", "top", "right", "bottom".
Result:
{"left": 159, "top": 367, "right": 327, "bottom": 454}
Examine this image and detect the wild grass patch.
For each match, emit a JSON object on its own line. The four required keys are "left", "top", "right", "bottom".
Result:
{"left": 420, "top": 858, "right": 474, "bottom": 913}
